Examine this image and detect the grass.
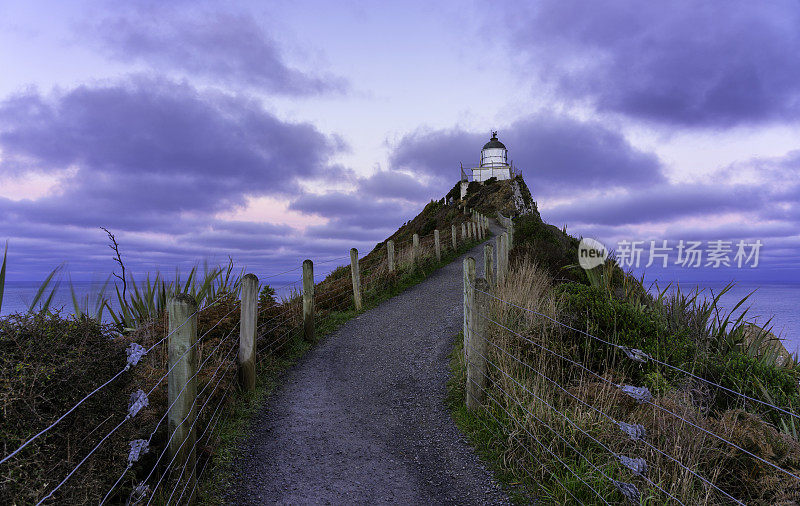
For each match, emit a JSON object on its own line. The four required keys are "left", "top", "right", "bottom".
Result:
{"left": 448, "top": 256, "right": 800, "bottom": 504}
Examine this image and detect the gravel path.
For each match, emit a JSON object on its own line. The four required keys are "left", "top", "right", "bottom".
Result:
{"left": 225, "top": 222, "right": 509, "bottom": 505}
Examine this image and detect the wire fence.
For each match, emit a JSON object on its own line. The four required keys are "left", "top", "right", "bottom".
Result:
{"left": 2, "top": 212, "right": 489, "bottom": 505}
{"left": 460, "top": 248, "right": 800, "bottom": 504}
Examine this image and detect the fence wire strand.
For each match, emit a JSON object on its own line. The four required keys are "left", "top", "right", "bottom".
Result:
{"left": 474, "top": 313, "right": 743, "bottom": 504}
{"left": 473, "top": 282, "right": 800, "bottom": 422}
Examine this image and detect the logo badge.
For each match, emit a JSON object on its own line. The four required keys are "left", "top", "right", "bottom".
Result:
{"left": 578, "top": 238, "right": 608, "bottom": 269}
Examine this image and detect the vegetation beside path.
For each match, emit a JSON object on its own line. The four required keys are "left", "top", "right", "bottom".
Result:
{"left": 448, "top": 210, "right": 800, "bottom": 504}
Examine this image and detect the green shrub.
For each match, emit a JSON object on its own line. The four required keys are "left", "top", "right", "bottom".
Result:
{"left": 420, "top": 217, "right": 436, "bottom": 236}
{"left": 707, "top": 350, "right": 800, "bottom": 423}
{"left": 512, "top": 215, "right": 587, "bottom": 284}
{"left": 555, "top": 282, "right": 800, "bottom": 428}
{"left": 644, "top": 370, "right": 670, "bottom": 395}
{"left": 259, "top": 284, "right": 277, "bottom": 307}
{"left": 555, "top": 282, "right": 697, "bottom": 384}
{"left": 445, "top": 181, "right": 461, "bottom": 202}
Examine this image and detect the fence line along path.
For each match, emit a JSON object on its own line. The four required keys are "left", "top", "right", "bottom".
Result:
{"left": 225, "top": 221, "right": 508, "bottom": 505}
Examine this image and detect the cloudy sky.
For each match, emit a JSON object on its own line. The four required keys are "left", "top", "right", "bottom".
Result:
{"left": 1, "top": 0, "right": 799, "bottom": 285}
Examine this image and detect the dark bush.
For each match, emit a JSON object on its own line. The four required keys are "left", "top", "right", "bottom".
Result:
{"left": 512, "top": 215, "right": 587, "bottom": 284}
{"left": 706, "top": 350, "right": 800, "bottom": 424}
{"left": 445, "top": 181, "right": 461, "bottom": 203}
{"left": 555, "top": 282, "right": 696, "bottom": 384}
{"left": 0, "top": 313, "right": 133, "bottom": 504}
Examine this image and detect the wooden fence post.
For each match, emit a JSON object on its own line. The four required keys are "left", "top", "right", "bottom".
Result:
{"left": 302, "top": 260, "right": 314, "bottom": 342}
{"left": 505, "top": 231, "right": 509, "bottom": 271}
{"left": 467, "top": 277, "right": 489, "bottom": 411}
{"left": 451, "top": 224, "right": 457, "bottom": 250}
{"left": 463, "top": 256, "right": 476, "bottom": 360}
{"left": 434, "top": 229, "right": 441, "bottom": 262}
{"left": 239, "top": 274, "right": 258, "bottom": 391}
{"left": 350, "top": 248, "right": 362, "bottom": 311}
{"left": 412, "top": 233, "right": 420, "bottom": 263}
{"left": 501, "top": 232, "right": 509, "bottom": 281}
{"left": 484, "top": 243, "right": 494, "bottom": 287}
{"left": 387, "top": 240, "right": 395, "bottom": 273}
{"left": 496, "top": 234, "right": 504, "bottom": 285}
{"left": 168, "top": 294, "right": 198, "bottom": 502}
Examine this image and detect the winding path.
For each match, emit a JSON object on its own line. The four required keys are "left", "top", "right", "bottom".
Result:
{"left": 225, "top": 222, "right": 508, "bottom": 505}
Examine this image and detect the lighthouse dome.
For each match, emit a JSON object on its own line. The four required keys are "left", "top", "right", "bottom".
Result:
{"left": 480, "top": 131, "right": 508, "bottom": 167}
{"left": 482, "top": 135, "right": 506, "bottom": 150}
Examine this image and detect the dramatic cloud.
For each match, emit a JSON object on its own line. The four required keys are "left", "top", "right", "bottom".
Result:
{"left": 96, "top": 11, "right": 346, "bottom": 94}
{"left": 357, "top": 169, "right": 433, "bottom": 203}
{"left": 0, "top": 77, "right": 363, "bottom": 281}
{"left": 537, "top": 148, "right": 800, "bottom": 283}
{"left": 390, "top": 114, "right": 665, "bottom": 197}
{"left": 503, "top": 1, "right": 800, "bottom": 126}
{"left": 0, "top": 77, "right": 343, "bottom": 232}
{"left": 284, "top": 167, "right": 443, "bottom": 246}
{"left": 544, "top": 183, "right": 765, "bottom": 226}
{"left": 0, "top": 73, "right": 435, "bottom": 283}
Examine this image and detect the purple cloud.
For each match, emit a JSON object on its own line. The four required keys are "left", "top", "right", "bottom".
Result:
{"left": 543, "top": 183, "right": 765, "bottom": 226}
{"left": 502, "top": 1, "right": 800, "bottom": 126}
{"left": 289, "top": 188, "right": 415, "bottom": 234}
{"left": 0, "top": 77, "right": 366, "bottom": 282}
{"left": 0, "top": 77, "right": 344, "bottom": 232}
{"left": 390, "top": 114, "right": 665, "bottom": 197}
{"left": 358, "top": 170, "right": 433, "bottom": 203}
{"left": 95, "top": 11, "right": 347, "bottom": 95}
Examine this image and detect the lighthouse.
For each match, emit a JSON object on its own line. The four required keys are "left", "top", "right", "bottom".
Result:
{"left": 459, "top": 131, "right": 518, "bottom": 199}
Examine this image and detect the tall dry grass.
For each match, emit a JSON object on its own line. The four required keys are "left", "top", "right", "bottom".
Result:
{"left": 471, "top": 257, "right": 800, "bottom": 504}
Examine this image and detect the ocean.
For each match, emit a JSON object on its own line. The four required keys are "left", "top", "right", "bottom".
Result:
{"left": 3, "top": 279, "right": 798, "bottom": 355}
{"left": 648, "top": 281, "right": 800, "bottom": 355}
{"left": 0, "top": 278, "right": 305, "bottom": 321}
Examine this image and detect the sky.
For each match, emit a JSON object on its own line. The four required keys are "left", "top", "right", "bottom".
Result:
{"left": 1, "top": 0, "right": 799, "bottom": 287}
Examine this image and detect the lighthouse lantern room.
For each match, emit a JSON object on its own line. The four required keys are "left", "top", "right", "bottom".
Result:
{"left": 480, "top": 131, "right": 508, "bottom": 168}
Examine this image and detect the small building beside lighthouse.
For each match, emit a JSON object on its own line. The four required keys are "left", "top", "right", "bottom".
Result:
{"left": 459, "top": 131, "right": 519, "bottom": 199}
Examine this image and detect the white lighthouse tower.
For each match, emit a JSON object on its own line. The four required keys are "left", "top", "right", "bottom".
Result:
{"left": 459, "top": 131, "right": 517, "bottom": 199}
